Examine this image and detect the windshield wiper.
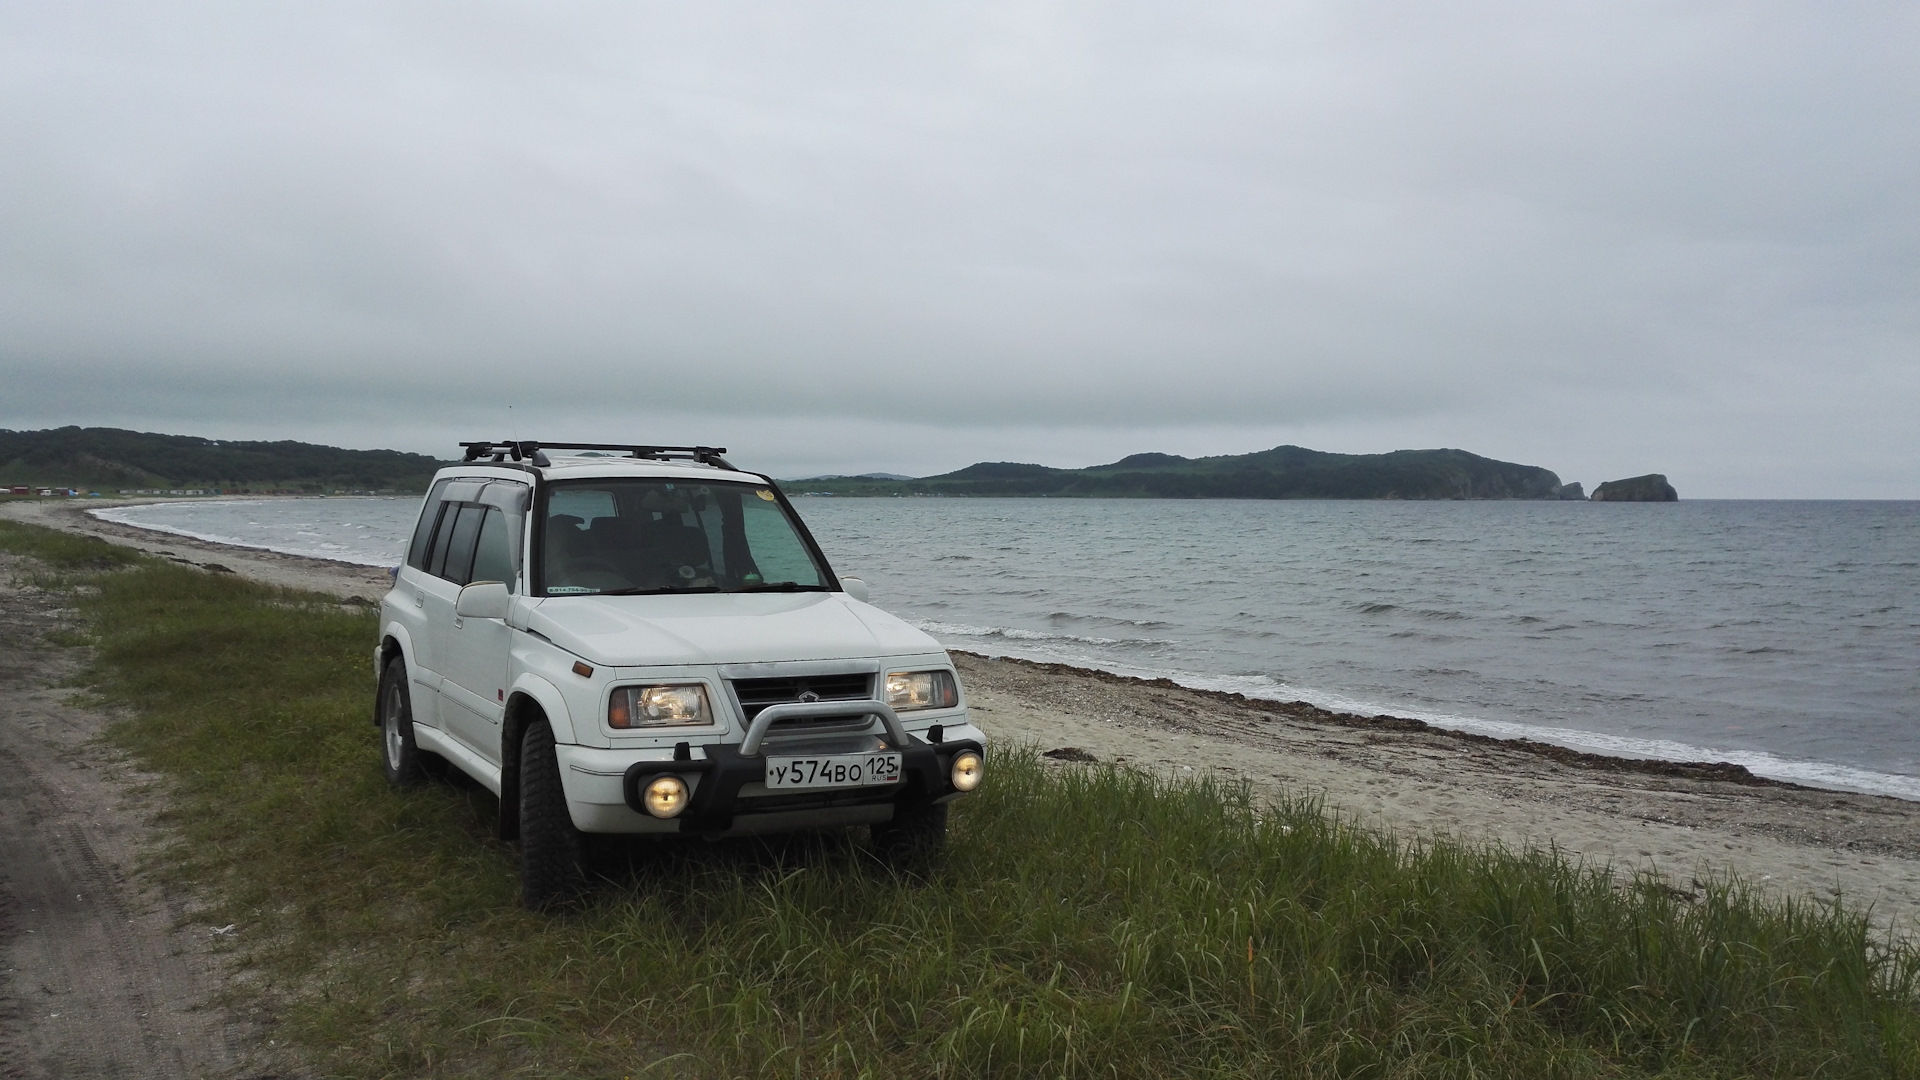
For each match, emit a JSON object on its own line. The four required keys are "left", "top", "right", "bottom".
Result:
{"left": 735, "top": 582, "right": 828, "bottom": 593}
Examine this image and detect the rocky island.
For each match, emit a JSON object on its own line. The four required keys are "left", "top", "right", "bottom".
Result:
{"left": 1591, "top": 474, "right": 1679, "bottom": 501}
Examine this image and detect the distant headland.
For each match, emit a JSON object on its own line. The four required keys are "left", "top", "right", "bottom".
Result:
{"left": 792, "top": 446, "right": 1609, "bottom": 500}
{"left": 0, "top": 427, "right": 443, "bottom": 494}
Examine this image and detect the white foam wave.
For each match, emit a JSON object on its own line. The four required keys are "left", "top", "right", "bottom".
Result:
{"left": 941, "top": 640, "right": 1920, "bottom": 802}
{"left": 1404, "top": 715, "right": 1920, "bottom": 802}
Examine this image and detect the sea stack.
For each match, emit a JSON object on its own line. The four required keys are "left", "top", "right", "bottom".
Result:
{"left": 1591, "top": 474, "right": 1678, "bottom": 501}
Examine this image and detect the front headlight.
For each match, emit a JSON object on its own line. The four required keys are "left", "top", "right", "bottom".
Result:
{"left": 886, "top": 670, "right": 958, "bottom": 711}
{"left": 609, "top": 684, "right": 712, "bottom": 728}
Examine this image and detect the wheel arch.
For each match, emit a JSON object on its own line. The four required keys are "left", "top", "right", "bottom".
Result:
{"left": 499, "top": 674, "right": 572, "bottom": 841}
{"left": 374, "top": 627, "right": 416, "bottom": 727}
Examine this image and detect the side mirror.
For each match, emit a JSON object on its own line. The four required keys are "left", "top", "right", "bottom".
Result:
{"left": 455, "top": 581, "right": 511, "bottom": 620}
{"left": 840, "top": 575, "right": 870, "bottom": 603}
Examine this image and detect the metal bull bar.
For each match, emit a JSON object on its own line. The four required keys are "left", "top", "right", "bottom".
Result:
{"left": 622, "top": 700, "right": 976, "bottom": 834}
{"left": 739, "top": 699, "right": 911, "bottom": 756}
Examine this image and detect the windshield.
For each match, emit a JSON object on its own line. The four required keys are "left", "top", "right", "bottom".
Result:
{"left": 538, "top": 479, "right": 831, "bottom": 596}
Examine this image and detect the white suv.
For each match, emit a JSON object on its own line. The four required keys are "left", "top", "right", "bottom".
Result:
{"left": 374, "top": 441, "right": 985, "bottom": 908}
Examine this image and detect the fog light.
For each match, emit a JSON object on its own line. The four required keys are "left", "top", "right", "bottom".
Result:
{"left": 949, "top": 751, "right": 983, "bottom": 793}
{"left": 643, "top": 775, "right": 689, "bottom": 818}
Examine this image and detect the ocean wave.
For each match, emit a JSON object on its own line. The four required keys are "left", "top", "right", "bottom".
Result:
{"left": 1403, "top": 716, "right": 1920, "bottom": 802}
{"left": 940, "top": 642, "right": 1920, "bottom": 803}
{"left": 1044, "top": 611, "right": 1175, "bottom": 629}
{"left": 914, "top": 620, "right": 1175, "bottom": 648}
{"left": 1265, "top": 696, "right": 1920, "bottom": 802}
{"left": 91, "top": 500, "right": 408, "bottom": 568}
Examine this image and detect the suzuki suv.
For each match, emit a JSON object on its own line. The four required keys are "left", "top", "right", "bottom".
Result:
{"left": 374, "top": 441, "right": 985, "bottom": 908}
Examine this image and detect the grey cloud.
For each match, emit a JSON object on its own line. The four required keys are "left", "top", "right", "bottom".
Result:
{"left": 3, "top": 2, "right": 1917, "bottom": 494}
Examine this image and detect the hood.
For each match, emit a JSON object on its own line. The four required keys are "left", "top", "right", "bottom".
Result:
{"left": 519, "top": 592, "right": 942, "bottom": 668}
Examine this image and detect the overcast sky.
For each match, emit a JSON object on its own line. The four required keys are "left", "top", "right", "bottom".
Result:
{"left": 3, "top": 3, "right": 1916, "bottom": 496}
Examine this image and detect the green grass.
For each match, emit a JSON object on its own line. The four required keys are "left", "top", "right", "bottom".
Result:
{"left": 0, "top": 518, "right": 142, "bottom": 570}
{"left": 4, "top": 522, "right": 1917, "bottom": 1078}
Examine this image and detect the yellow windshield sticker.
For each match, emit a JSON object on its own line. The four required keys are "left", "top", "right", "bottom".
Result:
{"left": 756, "top": 489, "right": 776, "bottom": 501}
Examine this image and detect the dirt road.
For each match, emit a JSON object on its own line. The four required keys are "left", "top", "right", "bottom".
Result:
{"left": 0, "top": 552, "right": 283, "bottom": 1079}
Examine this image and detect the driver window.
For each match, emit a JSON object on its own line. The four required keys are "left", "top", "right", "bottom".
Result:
{"left": 740, "top": 494, "right": 821, "bottom": 585}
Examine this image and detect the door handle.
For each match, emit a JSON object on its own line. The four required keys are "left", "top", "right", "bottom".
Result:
{"left": 413, "top": 590, "right": 424, "bottom": 609}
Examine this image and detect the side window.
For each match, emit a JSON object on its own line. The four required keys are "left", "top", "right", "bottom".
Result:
{"left": 740, "top": 494, "right": 823, "bottom": 586}
{"left": 470, "top": 508, "right": 516, "bottom": 590}
{"left": 406, "top": 480, "right": 452, "bottom": 570}
{"left": 436, "top": 504, "right": 487, "bottom": 584}
{"left": 426, "top": 504, "right": 460, "bottom": 577}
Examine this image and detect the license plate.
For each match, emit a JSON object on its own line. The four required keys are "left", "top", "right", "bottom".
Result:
{"left": 765, "top": 752, "right": 903, "bottom": 790}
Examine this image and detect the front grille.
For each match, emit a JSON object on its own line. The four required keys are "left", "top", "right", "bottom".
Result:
{"left": 737, "top": 786, "right": 898, "bottom": 813}
{"left": 731, "top": 673, "right": 874, "bottom": 728}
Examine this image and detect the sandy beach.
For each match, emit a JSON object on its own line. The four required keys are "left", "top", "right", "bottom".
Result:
{"left": 962, "top": 655, "right": 1920, "bottom": 933}
{"left": 6, "top": 496, "right": 1919, "bottom": 937}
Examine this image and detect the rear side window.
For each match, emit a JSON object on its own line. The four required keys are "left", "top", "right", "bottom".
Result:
{"left": 426, "top": 505, "right": 459, "bottom": 577}
{"left": 437, "top": 504, "right": 487, "bottom": 584}
{"left": 405, "top": 480, "right": 452, "bottom": 570}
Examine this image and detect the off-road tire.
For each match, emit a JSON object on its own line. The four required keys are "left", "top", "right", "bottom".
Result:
{"left": 519, "top": 721, "right": 588, "bottom": 910}
{"left": 871, "top": 800, "right": 948, "bottom": 872}
{"left": 379, "top": 658, "right": 426, "bottom": 788}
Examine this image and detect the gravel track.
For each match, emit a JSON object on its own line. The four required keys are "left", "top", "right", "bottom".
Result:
{"left": 0, "top": 551, "right": 287, "bottom": 1079}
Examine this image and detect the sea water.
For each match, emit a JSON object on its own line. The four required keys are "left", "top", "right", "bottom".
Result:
{"left": 93, "top": 496, "right": 1920, "bottom": 799}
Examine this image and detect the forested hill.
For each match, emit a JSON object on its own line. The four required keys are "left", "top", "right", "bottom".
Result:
{"left": 0, "top": 427, "right": 446, "bottom": 492}
{"left": 792, "top": 446, "right": 1579, "bottom": 500}
{"left": 3, "top": 429, "right": 1575, "bottom": 500}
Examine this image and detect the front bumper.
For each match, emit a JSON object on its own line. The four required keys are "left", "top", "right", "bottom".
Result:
{"left": 557, "top": 700, "right": 983, "bottom": 836}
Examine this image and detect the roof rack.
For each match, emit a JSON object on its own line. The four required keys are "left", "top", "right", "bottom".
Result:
{"left": 459, "top": 441, "right": 736, "bottom": 471}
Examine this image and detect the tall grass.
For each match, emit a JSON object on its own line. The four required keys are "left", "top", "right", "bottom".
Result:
{"left": 5, "top": 523, "right": 1915, "bottom": 1078}
{"left": 0, "top": 518, "right": 141, "bottom": 570}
